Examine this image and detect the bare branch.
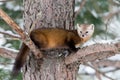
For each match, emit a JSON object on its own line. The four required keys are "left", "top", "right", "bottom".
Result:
{"left": 103, "top": 9, "right": 120, "bottom": 20}
{"left": 0, "top": 0, "right": 14, "bottom": 2}
{"left": 0, "top": 30, "right": 21, "bottom": 39}
{"left": 0, "top": 8, "right": 26, "bottom": 39}
{"left": 65, "top": 43, "right": 120, "bottom": 64}
{"left": 0, "top": 47, "right": 17, "bottom": 59}
{"left": 74, "top": 0, "right": 86, "bottom": 20}
{"left": 85, "top": 63, "right": 115, "bottom": 80}
{"left": 92, "top": 60, "right": 120, "bottom": 68}
{"left": 0, "top": 8, "right": 43, "bottom": 58}
{"left": 79, "top": 68, "right": 120, "bottom": 75}
{"left": 0, "top": 62, "right": 13, "bottom": 65}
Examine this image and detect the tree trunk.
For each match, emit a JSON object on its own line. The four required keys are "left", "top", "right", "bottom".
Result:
{"left": 23, "top": 0, "right": 77, "bottom": 80}
{"left": 23, "top": 53, "right": 79, "bottom": 80}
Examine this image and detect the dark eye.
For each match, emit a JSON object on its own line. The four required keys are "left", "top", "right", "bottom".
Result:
{"left": 86, "top": 31, "right": 88, "bottom": 33}
{"left": 80, "top": 31, "right": 82, "bottom": 33}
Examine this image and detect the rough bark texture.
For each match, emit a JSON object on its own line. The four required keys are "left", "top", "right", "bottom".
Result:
{"left": 23, "top": 0, "right": 76, "bottom": 80}
{"left": 24, "top": 0, "right": 75, "bottom": 31}
{"left": 65, "top": 43, "right": 119, "bottom": 64}
{"left": 23, "top": 51, "right": 79, "bottom": 80}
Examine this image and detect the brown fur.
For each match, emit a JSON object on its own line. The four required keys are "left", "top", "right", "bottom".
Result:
{"left": 30, "top": 28, "right": 82, "bottom": 49}
{"left": 12, "top": 24, "right": 94, "bottom": 76}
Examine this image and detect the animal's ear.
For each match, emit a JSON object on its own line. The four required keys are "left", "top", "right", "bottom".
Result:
{"left": 89, "top": 24, "right": 94, "bottom": 30}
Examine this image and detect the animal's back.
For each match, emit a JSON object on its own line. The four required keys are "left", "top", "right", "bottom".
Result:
{"left": 30, "top": 28, "right": 76, "bottom": 49}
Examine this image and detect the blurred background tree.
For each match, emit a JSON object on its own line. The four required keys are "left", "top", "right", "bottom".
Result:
{"left": 0, "top": 0, "right": 120, "bottom": 80}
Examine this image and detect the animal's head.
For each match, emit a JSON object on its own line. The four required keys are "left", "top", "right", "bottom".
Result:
{"left": 77, "top": 24, "right": 94, "bottom": 40}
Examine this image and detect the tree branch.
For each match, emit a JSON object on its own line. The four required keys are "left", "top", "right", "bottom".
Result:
{"left": 0, "top": 0, "right": 14, "bottom": 2}
{"left": 0, "top": 8, "right": 43, "bottom": 58}
{"left": 85, "top": 63, "right": 115, "bottom": 80}
{"left": 74, "top": 0, "right": 86, "bottom": 20}
{"left": 103, "top": 9, "right": 120, "bottom": 20}
{"left": 65, "top": 43, "right": 120, "bottom": 64}
{"left": 0, "top": 47, "right": 17, "bottom": 59}
{"left": 92, "top": 60, "right": 120, "bottom": 68}
{"left": 0, "top": 30, "right": 21, "bottom": 39}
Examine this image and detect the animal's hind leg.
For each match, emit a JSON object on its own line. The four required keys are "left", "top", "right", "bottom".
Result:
{"left": 30, "top": 33, "right": 47, "bottom": 49}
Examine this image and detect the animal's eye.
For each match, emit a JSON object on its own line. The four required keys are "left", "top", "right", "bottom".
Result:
{"left": 80, "top": 31, "right": 82, "bottom": 33}
{"left": 86, "top": 31, "right": 88, "bottom": 33}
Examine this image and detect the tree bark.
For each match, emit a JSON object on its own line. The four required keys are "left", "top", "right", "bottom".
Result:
{"left": 23, "top": 52, "right": 79, "bottom": 80}
{"left": 23, "top": 0, "right": 76, "bottom": 80}
{"left": 24, "top": 0, "right": 75, "bottom": 31}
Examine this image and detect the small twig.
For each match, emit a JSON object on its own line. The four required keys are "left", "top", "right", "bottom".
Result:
{"left": 0, "top": 31, "right": 21, "bottom": 39}
{"left": 74, "top": 0, "right": 86, "bottom": 20}
{"left": 0, "top": 0, "right": 14, "bottom": 2}
{"left": 105, "top": 68, "right": 120, "bottom": 73}
{"left": 79, "top": 68, "right": 120, "bottom": 75}
{"left": 85, "top": 63, "right": 115, "bottom": 80}
{"left": 0, "top": 47, "right": 17, "bottom": 59}
{"left": 0, "top": 62, "right": 13, "bottom": 65}
{"left": 103, "top": 9, "right": 120, "bottom": 20}
{"left": 0, "top": 37, "right": 19, "bottom": 40}
{"left": 104, "top": 19, "right": 111, "bottom": 40}
{"left": 92, "top": 60, "right": 120, "bottom": 68}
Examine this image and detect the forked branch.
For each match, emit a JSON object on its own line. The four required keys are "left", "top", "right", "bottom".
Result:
{"left": 0, "top": 8, "right": 43, "bottom": 58}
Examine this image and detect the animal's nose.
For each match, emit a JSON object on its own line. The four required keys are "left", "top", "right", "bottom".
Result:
{"left": 82, "top": 35, "right": 84, "bottom": 37}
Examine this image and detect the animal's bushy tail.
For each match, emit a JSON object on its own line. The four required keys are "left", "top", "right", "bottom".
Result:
{"left": 11, "top": 43, "right": 29, "bottom": 76}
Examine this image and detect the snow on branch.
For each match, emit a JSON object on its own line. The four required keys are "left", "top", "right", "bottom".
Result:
{"left": 0, "top": 8, "right": 43, "bottom": 58}
{"left": 65, "top": 43, "right": 120, "bottom": 64}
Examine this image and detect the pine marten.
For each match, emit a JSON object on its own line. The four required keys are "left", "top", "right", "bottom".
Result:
{"left": 12, "top": 24, "right": 94, "bottom": 76}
